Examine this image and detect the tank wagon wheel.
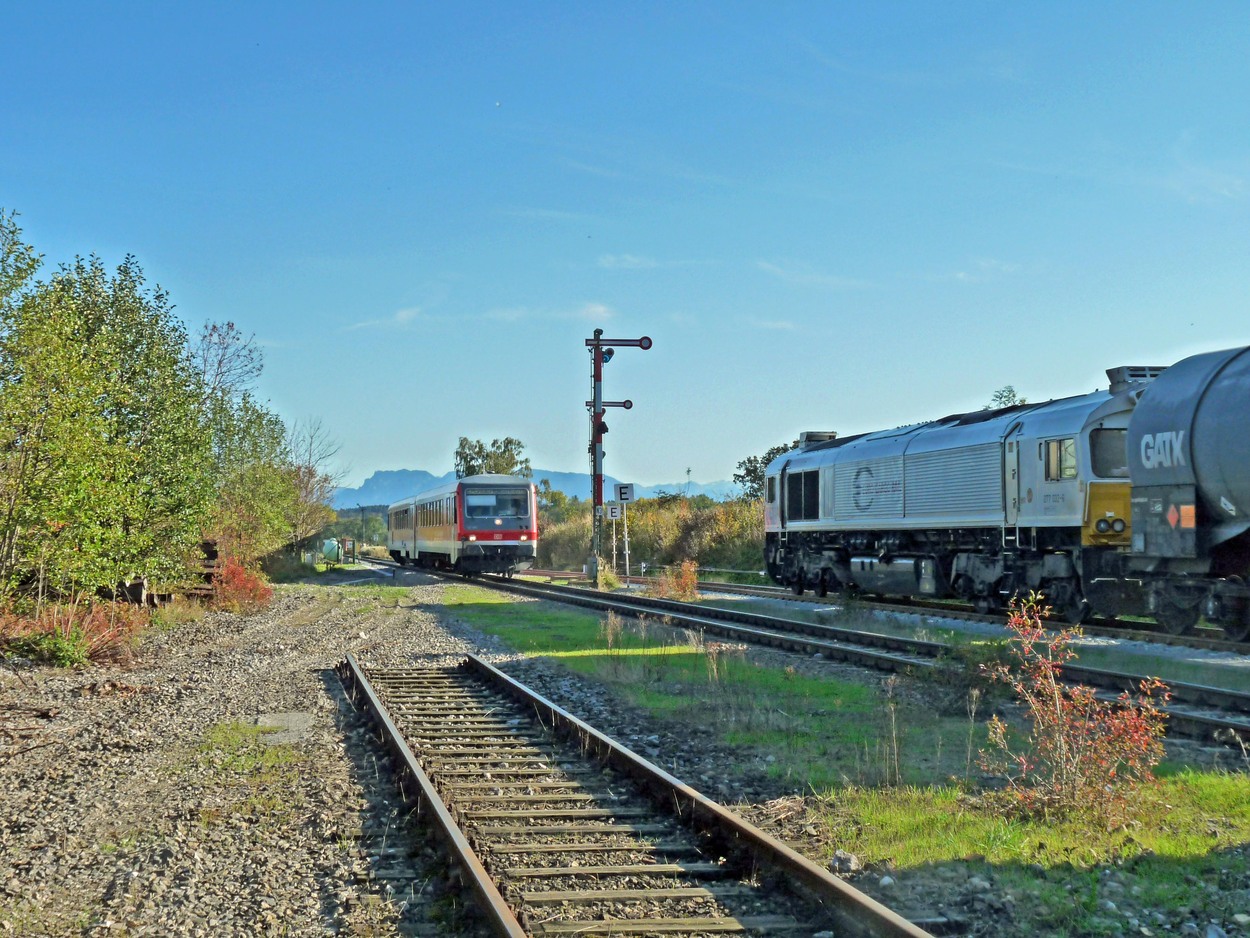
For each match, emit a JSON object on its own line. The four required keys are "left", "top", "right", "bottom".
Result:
{"left": 1223, "top": 620, "right": 1250, "bottom": 643}
{"left": 791, "top": 568, "right": 805, "bottom": 596}
{"left": 973, "top": 595, "right": 996, "bottom": 615}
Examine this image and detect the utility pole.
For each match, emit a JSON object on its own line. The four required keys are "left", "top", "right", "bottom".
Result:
{"left": 585, "top": 328, "right": 652, "bottom": 585}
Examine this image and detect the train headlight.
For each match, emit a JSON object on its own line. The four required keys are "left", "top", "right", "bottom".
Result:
{"left": 1095, "top": 519, "right": 1112, "bottom": 534}
{"left": 468, "top": 535, "right": 477, "bottom": 542}
{"left": 520, "top": 535, "right": 528, "bottom": 541}
{"left": 1111, "top": 519, "right": 1126, "bottom": 533}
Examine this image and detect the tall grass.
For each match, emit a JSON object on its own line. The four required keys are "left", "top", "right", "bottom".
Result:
{"left": 538, "top": 497, "right": 763, "bottom": 571}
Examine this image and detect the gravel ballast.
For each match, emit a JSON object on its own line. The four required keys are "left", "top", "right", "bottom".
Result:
{"left": 3, "top": 570, "right": 1249, "bottom": 937}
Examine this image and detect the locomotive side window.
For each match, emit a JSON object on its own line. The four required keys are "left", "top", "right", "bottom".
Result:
{"left": 1091, "top": 429, "right": 1129, "bottom": 478}
{"left": 766, "top": 477, "right": 776, "bottom": 503}
{"left": 785, "top": 471, "right": 819, "bottom": 521}
{"left": 1044, "top": 438, "right": 1078, "bottom": 481}
{"left": 785, "top": 473, "right": 803, "bottom": 521}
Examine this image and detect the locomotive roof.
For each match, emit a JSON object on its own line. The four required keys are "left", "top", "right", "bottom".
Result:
{"left": 766, "top": 387, "right": 1119, "bottom": 475}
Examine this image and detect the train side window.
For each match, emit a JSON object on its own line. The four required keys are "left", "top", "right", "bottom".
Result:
{"left": 1045, "top": 438, "right": 1078, "bottom": 481}
{"left": 802, "top": 471, "right": 819, "bottom": 520}
{"left": 785, "top": 473, "right": 803, "bottom": 521}
{"left": 1091, "top": 428, "right": 1129, "bottom": 478}
{"left": 784, "top": 471, "right": 819, "bottom": 520}
{"left": 766, "top": 477, "right": 776, "bottom": 503}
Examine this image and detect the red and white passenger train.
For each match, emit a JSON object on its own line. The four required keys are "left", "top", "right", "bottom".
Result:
{"left": 386, "top": 474, "right": 538, "bottom": 576}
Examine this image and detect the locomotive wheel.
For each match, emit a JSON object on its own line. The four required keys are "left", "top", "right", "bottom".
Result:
{"left": 1062, "top": 595, "right": 1091, "bottom": 626}
{"left": 816, "top": 572, "right": 829, "bottom": 598}
{"left": 791, "top": 569, "right": 805, "bottom": 596}
{"left": 1060, "top": 597, "right": 1090, "bottom": 627}
{"left": 1156, "top": 599, "right": 1200, "bottom": 635}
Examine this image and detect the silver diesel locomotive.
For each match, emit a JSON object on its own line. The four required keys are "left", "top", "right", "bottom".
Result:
{"left": 764, "top": 345, "right": 1250, "bottom": 640}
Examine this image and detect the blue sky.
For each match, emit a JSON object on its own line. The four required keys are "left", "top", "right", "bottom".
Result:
{"left": 4, "top": 3, "right": 1249, "bottom": 490}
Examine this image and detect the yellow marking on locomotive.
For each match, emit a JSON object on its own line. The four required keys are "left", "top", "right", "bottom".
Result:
{"left": 1083, "top": 481, "right": 1132, "bottom": 546}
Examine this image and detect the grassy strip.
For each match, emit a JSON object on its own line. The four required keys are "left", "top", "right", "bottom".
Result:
{"left": 195, "top": 721, "right": 307, "bottom": 827}
{"left": 441, "top": 585, "right": 1250, "bottom": 884}
{"left": 446, "top": 585, "right": 994, "bottom": 788}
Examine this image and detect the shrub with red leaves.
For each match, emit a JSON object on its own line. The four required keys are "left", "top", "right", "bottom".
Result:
{"left": 211, "top": 556, "right": 274, "bottom": 614}
{"left": 979, "top": 593, "right": 1170, "bottom": 821}
{"left": 647, "top": 559, "right": 700, "bottom": 602}
{"left": 0, "top": 601, "right": 148, "bottom": 666}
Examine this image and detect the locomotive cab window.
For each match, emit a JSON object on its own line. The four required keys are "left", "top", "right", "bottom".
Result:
{"left": 1043, "top": 438, "right": 1078, "bottom": 481}
{"left": 1091, "top": 428, "right": 1129, "bottom": 478}
{"left": 766, "top": 477, "right": 776, "bottom": 504}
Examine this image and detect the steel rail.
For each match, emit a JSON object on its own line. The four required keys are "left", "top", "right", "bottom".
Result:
{"left": 680, "top": 579, "right": 1249, "bottom": 653}
{"left": 346, "top": 649, "right": 939, "bottom": 938}
{"left": 519, "top": 568, "right": 1248, "bottom": 653}
{"left": 337, "top": 653, "right": 528, "bottom": 938}
{"left": 453, "top": 574, "right": 1250, "bottom": 743}
{"left": 463, "top": 653, "right": 936, "bottom": 938}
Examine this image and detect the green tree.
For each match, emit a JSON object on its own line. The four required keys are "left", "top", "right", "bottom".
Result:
{"left": 0, "top": 253, "right": 213, "bottom": 600}
{"left": 454, "top": 436, "right": 532, "bottom": 478}
{"left": 285, "top": 418, "right": 341, "bottom": 553}
{"left": 733, "top": 441, "right": 797, "bottom": 500}
{"left": 204, "top": 391, "right": 294, "bottom": 563}
{"left": 192, "top": 320, "right": 296, "bottom": 564}
{"left": 0, "top": 210, "right": 39, "bottom": 308}
{"left": 984, "top": 385, "right": 1027, "bottom": 410}
{"left": 537, "top": 479, "right": 581, "bottom": 528}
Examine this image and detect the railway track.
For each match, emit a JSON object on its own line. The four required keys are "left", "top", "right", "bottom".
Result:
{"left": 339, "top": 653, "right": 939, "bottom": 938}
{"left": 428, "top": 571, "right": 1250, "bottom": 745}
{"left": 522, "top": 569, "right": 1249, "bottom": 654}
{"left": 683, "top": 579, "right": 1250, "bottom": 652}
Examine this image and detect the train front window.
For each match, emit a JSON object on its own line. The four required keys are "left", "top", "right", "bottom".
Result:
{"left": 1091, "top": 428, "right": 1129, "bottom": 478}
{"left": 463, "top": 489, "right": 530, "bottom": 528}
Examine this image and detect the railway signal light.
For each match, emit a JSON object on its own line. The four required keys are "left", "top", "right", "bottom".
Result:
{"left": 584, "top": 328, "right": 653, "bottom": 585}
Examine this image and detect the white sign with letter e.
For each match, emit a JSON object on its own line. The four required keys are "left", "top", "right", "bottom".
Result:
{"left": 615, "top": 483, "right": 635, "bottom": 503}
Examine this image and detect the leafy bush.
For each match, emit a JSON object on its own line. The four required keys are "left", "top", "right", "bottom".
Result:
{"left": 149, "top": 596, "right": 206, "bottom": 632}
{"left": 596, "top": 562, "right": 621, "bottom": 591}
{"left": 537, "top": 497, "right": 764, "bottom": 578}
{"left": 0, "top": 600, "right": 148, "bottom": 665}
{"left": 260, "top": 551, "right": 317, "bottom": 583}
{"left": 979, "top": 594, "right": 1170, "bottom": 821}
{"left": 647, "top": 559, "right": 700, "bottom": 601}
{"left": 212, "top": 557, "right": 274, "bottom": 614}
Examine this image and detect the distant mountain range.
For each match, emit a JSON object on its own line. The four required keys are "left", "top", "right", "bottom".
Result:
{"left": 333, "top": 468, "right": 737, "bottom": 509}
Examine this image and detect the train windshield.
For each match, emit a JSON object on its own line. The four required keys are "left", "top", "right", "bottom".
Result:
{"left": 463, "top": 489, "right": 530, "bottom": 528}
